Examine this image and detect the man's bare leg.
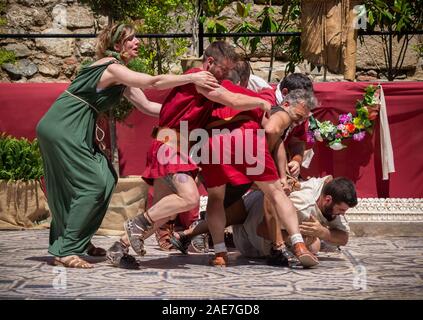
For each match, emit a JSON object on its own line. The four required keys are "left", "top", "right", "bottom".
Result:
{"left": 171, "top": 198, "right": 249, "bottom": 254}
{"left": 281, "top": 230, "right": 321, "bottom": 254}
{"left": 206, "top": 185, "right": 228, "bottom": 266}
{"left": 106, "top": 177, "right": 183, "bottom": 267}
{"left": 255, "top": 180, "right": 319, "bottom": 268}
{"left": 181, "top": 198, "right": 248, "bottom": 238}
{"left": 124, "top": 173, "right": 200, "bottom": 256}
{"left": 255, "top": 197, "right": 300, "bottom": 267}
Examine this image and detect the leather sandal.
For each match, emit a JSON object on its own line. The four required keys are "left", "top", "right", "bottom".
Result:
{"left": 106, "top": 241, "right": 139, "bottom": 269}
{"left": 155, "top": 221, "right": 175, "bottom": 251}
{"left": 124, "top": 213, "right": 152, "bottom": 256}
{"left": 267, "top": 246, "right": 301, "bottom": 268}
{"left": 54, "top": 255, "right": 93, "bottom": 269}
{"left": 209, "top": 252, "right": 228, "bottom": 267}
{"left": 87, "top": 242, "right": 107, "bottom": 257}
{"left": 292, "top": 242, "right": 319, "bottom": 268}
{"left": 169, "top": 232, "right": 191, "bottom": 254}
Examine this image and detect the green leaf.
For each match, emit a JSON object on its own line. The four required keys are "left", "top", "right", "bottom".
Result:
{"left": 0, "top": 134, "right": 44, "bottom": 181}
{"left": 368, "top": 10, "right": 374, "bottom": 25}
{"left": 236, "top": 1, "right": 245, "bottom": 18}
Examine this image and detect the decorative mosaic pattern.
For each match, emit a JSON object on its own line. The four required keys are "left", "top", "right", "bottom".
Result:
{"left": 0, "top": 230, "right": 422, "bottom": 299}
{"left": 347, "top": 198, "right": 423, "bottom": 222}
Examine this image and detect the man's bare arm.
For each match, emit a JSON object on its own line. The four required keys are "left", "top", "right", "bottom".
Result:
{"left": 196, "top": 85, "right": 271, "bottom": 113}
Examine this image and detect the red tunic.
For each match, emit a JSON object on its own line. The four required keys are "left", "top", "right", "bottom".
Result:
{"left": 142, "top": 68, "right": 214, "bottom": 184}
{"left": 200, "top": 81, "right": 279, "bottom": 188}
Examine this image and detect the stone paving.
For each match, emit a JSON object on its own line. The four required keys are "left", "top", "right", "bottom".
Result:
{"left": 0, "top": 230, "right": 422, "bottom": 300}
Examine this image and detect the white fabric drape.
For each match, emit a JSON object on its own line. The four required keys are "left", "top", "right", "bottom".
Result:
{"left": 378, "top": 84, "right": 396, "bottom": 180}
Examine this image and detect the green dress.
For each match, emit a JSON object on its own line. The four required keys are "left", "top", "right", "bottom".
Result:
{"left": 36, "top": 60, "right": 124, "bottom": 257}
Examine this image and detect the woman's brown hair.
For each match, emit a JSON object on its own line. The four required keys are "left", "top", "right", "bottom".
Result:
{"left": 95, "top": 23, "right": 136, "bottom": 60}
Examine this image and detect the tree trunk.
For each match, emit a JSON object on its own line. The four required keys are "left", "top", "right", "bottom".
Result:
{"left": 109, "top": 111, "right": 120, "bottom": 178}
{"left": 268, "top": 38, "right": 275, "bottom": 82}
{"left": 191, "top": 0, "right": 202, "bottom": 57}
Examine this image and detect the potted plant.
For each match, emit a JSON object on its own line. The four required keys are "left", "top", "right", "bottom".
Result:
{"left": 0, "top": 133, "right": 50, "bottom": 229}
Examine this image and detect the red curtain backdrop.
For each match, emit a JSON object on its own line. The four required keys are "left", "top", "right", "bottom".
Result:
{"left": 1, "top": 82, "right": 422, "bottom": 198}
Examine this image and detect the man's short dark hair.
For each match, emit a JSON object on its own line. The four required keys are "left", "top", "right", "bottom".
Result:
{"left": 279, "top": 73, "right": 313, "bottom": 93}
{"left": 203, "top": 41, "right": 239, "bottom": 64}
{"left": 225, "top": 60, "right": 251, "bottom": 87}
{"left": 235, "top": 60, "right": 250, "bottom": 87}
{"left": 322, "top": 177, "right": 358, "bottom": 207}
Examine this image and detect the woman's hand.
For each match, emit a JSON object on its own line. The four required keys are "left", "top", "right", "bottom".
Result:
{"left": 190, "top": 71, "right": 219, "bottom": 90}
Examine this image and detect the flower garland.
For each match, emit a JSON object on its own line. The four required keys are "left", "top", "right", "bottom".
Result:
{"left": 307, "top": 85, "right": 380, "bottom": 150}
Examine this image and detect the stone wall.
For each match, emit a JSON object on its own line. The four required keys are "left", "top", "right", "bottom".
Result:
{"left": 0, "top": 0, "right": 107, "bottom": 82}
{"left": 0, "top": 0, "right": 421, "bottom": 83}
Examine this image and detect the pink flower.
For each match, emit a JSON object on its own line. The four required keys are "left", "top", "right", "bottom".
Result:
{"left": 339, "top": 113, "right": 352, "bottom": 124}
{"left": 314, "top": 130, "right": 323, "bottom": 142}
{"left": 307, "top": 130, "right": 315, "bottom": 144}
{"left": 353, "top": 131, "right": 366, "bottom": 141}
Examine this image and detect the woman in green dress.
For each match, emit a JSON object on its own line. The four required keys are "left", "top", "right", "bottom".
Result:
{"left": 36, "top": 23, "right": 218, "bottom": 268}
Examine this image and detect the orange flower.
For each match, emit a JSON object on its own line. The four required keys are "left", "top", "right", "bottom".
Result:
{"left": 345, "top": 123, "right": 356, "bottom": 133}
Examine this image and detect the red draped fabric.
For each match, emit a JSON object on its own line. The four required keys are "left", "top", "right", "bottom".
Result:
{"left": 303, "top": 82, "right": 423, "bottom": 198}
{"left": 1, "top": 82, "right": 422, "bottom": 198}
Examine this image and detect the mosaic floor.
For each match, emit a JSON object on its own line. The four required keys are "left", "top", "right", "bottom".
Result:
{"left": 0, "top": 230, "right": 422, "bottom": 299}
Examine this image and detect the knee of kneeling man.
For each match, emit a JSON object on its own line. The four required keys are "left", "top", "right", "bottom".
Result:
{"left": 184, "top": 192, "right": 200, "bottom": 210}
{"left": 267, "top": 190, "right": 284, "bottom": 204}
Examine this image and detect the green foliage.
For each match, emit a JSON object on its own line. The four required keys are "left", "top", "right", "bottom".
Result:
{"left": 365, "top": 0, "right": 422, "bottom": 36}
{"left": 0, "top": 133, "right": 44, "bottom": 181}
{"left": 0, "top": 0, "right": 6, "bottom": 13}
{"left": 80, "top": 58, "right": 94, "bottom": 67}
{"left": 274, "top": 0, "right": 302, "bottom": 75}
{"left": 111, "top": 99, "right": 134, "bottom": 122}
{"left": 81, "top": 1, "right": 192, "bottom": 73}
{"left": 354, "top": 85, "right": 379, "bottom": 130}
{"left": 0, "top": 49, "right": 16, "bottom": 65}
{"left": 79, "top": 0, "right": 140, "bottom": 21}
{"left": 282, "top": 35, "right": 302, "bottom": 74}
{"left": 127, "top": 56, "right": 154, "bottom": 75}
{"left": 129, "top": 0, "right": 192, "bottom": 74}
{"left": 362, "top": 0, "right": 423, "bottom": 80}
{"left": 231, "top": 2, "right": 259, "bottom": 56}
{"left": 0, "top": 0, "right": 7, "bottom": 27}
{"left": 412, "top": 42, "right": 423, "bottom": 57}
{"left": 200, "top": 0, "right": 230, "bottom": 42}
{"left": 81, "top": 0, "right": 193, "bottom": 121}
{"left": 229, "top": 1, "right": 302, "bottom": 80}
{"left": 308, "top": 85, "right": 379, "bottom": 150}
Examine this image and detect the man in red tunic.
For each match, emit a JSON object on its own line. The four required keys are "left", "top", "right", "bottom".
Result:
{"left": 113, "top": 42, "right": 272, "bottom": 264}
{"left": 193, "top": 61, "right": 318, "bottom": 267}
